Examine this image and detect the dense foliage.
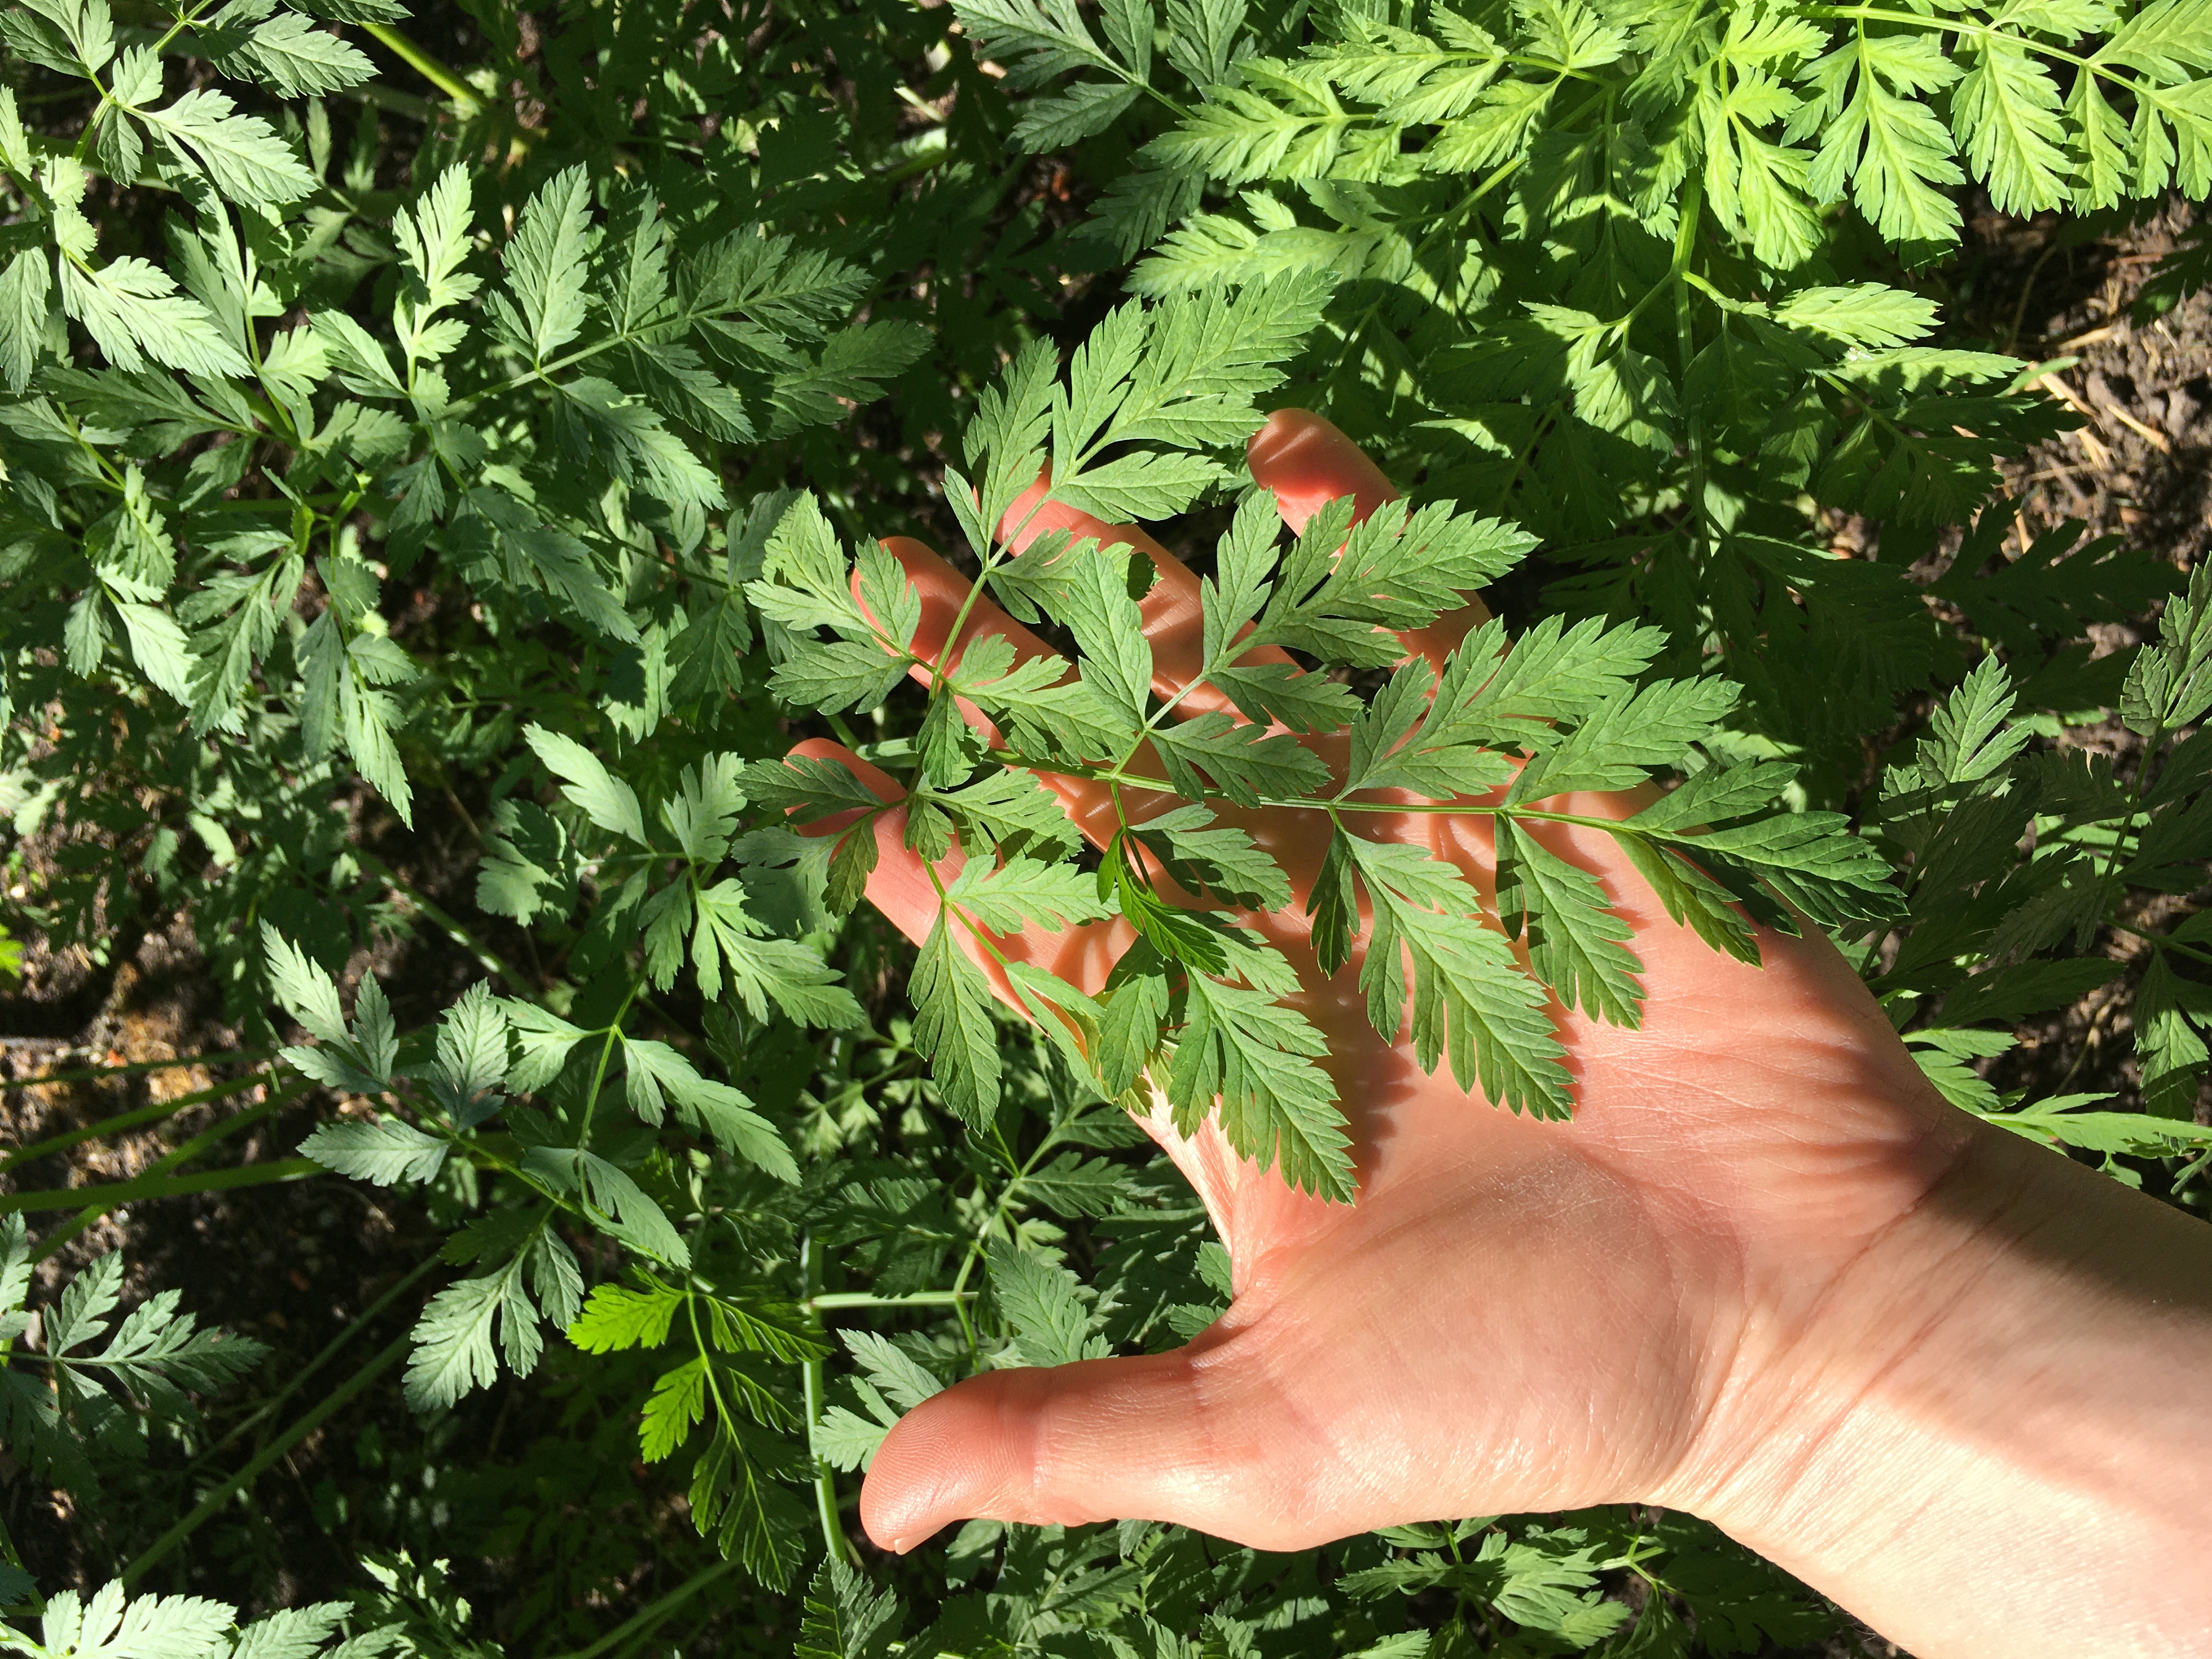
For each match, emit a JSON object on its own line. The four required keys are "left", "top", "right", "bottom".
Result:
{"left": 2, "top": 0, "right": 2210, "bottom": 1651}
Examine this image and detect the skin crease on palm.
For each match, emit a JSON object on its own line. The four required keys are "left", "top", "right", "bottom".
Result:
{"left": 788, "top": 411, "right": 2212, "bottom": 1657}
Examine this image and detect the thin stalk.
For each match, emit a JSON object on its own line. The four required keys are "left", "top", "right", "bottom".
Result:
{"left": 354, "top": 849, "right": 531, "bottom": 991}
{"left": 7, "top": 1157, "right": 320, "bottom": 1216}
{"left": 979, "top": 748, "right": 1658, "bottom": 834}
{"left": 120, "top": 1331, "right": 411, "bottom": 1587}
{"left": 940, "top": 1101, "right": 1071, "bottom": 1363}
{"left": 33, "top": 1081, "right": 311, "bottom": 1258}
{"left": 148, "top": 0, "right": 216, "bottom": 58}
{"left": 800, "top": 1234, "right": 861, "bottom": 1567}
{"left": 360, "top": 24, "right": 483, "bottom": 111}
{"left": 1484, "top": 398, "right": 1564, "bottom": 515}
{"left": 575, "top": 983, "right": 641, "bottom": 1154}
{"left": 1, "top": 1070, "right": 271, "bottom": 1173}
{"left": 1672, "top": 174, "right": 1709, "bottom": 560}
{"left": 205, "top": 1251, "right": 441, "bottom": 1458}
{"left": 544, "top": 1558, "right": 743, "bottom": 1659}
{"left": 806, "top": 1289, "right": 974, "bottom": 1312}
{"left": 336, "top": 81, "right": 436, "bottom": 122}
{"left": 2089, "top": 722, "right": 2164, "bottom": 898}
{"left": 1798, "top": 5, "right": 2147, "bottom": 95}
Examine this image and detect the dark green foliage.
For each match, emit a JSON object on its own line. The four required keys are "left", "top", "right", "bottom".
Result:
{"left": 3, "top": 0, "right": 2210, "bottom": 1651}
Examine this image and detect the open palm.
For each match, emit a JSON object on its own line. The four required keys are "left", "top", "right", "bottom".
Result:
{"left": 791, "top": 411, "right": 1971, "bottom": 1555}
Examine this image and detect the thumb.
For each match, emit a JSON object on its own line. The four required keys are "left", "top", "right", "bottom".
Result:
{"left": 858, "top": 1339, "right": 1310, "bottom": 1553}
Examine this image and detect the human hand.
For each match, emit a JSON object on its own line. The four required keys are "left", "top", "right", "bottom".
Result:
{"left": 791, "top": 413, "right": 2212, "bottom": 1657}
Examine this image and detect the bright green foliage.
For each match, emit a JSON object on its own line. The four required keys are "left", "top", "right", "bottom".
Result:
{"left": 754, "top": 318, "right": 1895, "bottom": 1197}
{"left": 970, "top": 0, "right": 2200, "bottom": 752}
{"left": 0, "top": 1220, "right": 267, "bottom": 1504}
{"left": 564, "top": 1271, "right": 825, "bottom": 1586}
{"left": 1866, "top": 569, "right": 2212, "bottom": 1137}
{"left": 0, "top": 1581, "right": 391, "bottom": 1659}
{"left": 795, "top": 1559, "right": 900, "bottom": 1659}
{"left": 3, "top": 0, "right": 2209, "bottom": 1650}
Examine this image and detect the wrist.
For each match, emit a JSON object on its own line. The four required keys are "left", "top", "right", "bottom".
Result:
{"left": 1663, "top": 1116, "right": 2212, "bottom": 1657}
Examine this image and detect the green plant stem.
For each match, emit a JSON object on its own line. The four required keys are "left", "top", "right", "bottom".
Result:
{"left": 576, "top": 983, "right": 642, "bottom": 1154}
{"left": 941, "top": 1112, "right": 1074, "bottom": 1363}
{"left": 979, "top": 747, "right": 1664, "bottom": 834}
{"left": 0, "top": 1069, "right": 271, "bottom": 1172}
{"left": 148, "top": 0, "right": 216, "bottom": 58}
{"left": 2090, "top": 722, "right": 2164, "bottom": 898}
{"left": 119, "top": 1329, "right": 412, "bottom": 1588}
{"left": 1672, "top": 174, "right": 1709, "bottom": 557}
{"left": 0, "top": 1046, "right": 270, "bottom": 1089}
{"left": 206, "top": 1251, "right": 442, "bottom": 1458}
{"left": 353, "top": 849, "right": 532, "bottom": 991}
{"left": 545, "top": 1558, "right": 744, "bottom": 1659}
{"left": 6, "top": 1157, "right": 320, "bottom": 1216}
{"left": 336, "top": 81, "right": 436, "bottom": 122}
{"left": 1799, "top": 5, "right": 2154, "bottom": 97}
{"left": 800, "top": 1233, "right": 861, "bottom": 1567}
{"left": 32, "top": 1080, "right": 310, "bottom": 1257}
{"left": 361, "top": 24, "right": 484, "bottom": 111}
{"left": 876, "top": 127, "right": 951, "bottom": 185}
{"left": 806, "top": 1289, "right": 974, "bottom": 1312}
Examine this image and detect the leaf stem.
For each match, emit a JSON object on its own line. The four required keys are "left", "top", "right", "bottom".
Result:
{"left": 1672, "top": 173, "right": 1709, "bottom": 559}
{"left": 0, "top": 1068, "right": 272, "bottom": 1172}
{"left": 361, "top": 24, "right": 484, "bottom": 112}
{"left": 5, "top": 1156, "right": 320, "bottom": 1216}
{"left": 0, "top": 1046, "right": 272, "bottom": 1090}
{"left": 205, "top": 1250, "right": 442, "bottom": 1458}
{"left": 800, "top": 1232, "right": 861, "bottom": 1567}
{"left": 575, "top": 981, "right": 642, "bottom": 1154}
{"left": 148, "top": 0, "right": 217, "bottom": 59}
{"left": 354, "top": 848, "right": 533, "bottom": 991}
{"left": 33, "top": 1078, "right": 310, "bottom": 1258}
{"left": 542, "top": 1558, "right": 744, "bottom": 1659}
{"left": 119, "top": 1329, "right": 412, "bottom": 1587}
{"left": 805, "top": 1289, "right": 975, "bottom": 1311}
{"left": 983, "top": 746, "right": 1653, "bottom": 833}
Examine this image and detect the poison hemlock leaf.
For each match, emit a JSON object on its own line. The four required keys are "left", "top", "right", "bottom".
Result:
{"left": 3, "top": 0, "right": 2199, "bottom": 1645}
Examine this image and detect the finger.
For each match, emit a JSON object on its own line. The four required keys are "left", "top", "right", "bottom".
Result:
{"left": 995, "top": 482, "right": 1296, "bottom": 706}
{"left": 872, "top": 535, "right": 1328, "bottom": 871}
{"left": 1246, "top": 409, "right": 1493, "bottom": 669}
{"left": 787, "top": 741, "right": 1247, "bottom": 1234}
{"left": 1246, "top": 407, "right": 1398, "bottom": 531}
{"left": 860, "top": 1335, "right": 1318, "bottom": 1554}
{"left": 870, "top": 533, "right": 1372, "bottom": 909}
{"left": 864, "top": 538, "right": 1153, "bottom": 851}
{"left": 786, "top": 739, "right": 1130, "bottom": 999}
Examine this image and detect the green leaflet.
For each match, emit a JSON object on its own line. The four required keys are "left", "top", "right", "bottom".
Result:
{"left": 140, "top": 88, "right": 320, "bottom": 206}
{"left": 4, "top": 0, "right": 2203, "bottom": 1645}
{"left": 1347, "top": 838, "right": 1573, "bottom": 1118}
{"left": 1495, "top": 822, "right": 1644, "bottom": 1029}
{"left": 986, "top": 1238, "right": 1110, "bottom": 1365}
{"left": 1171, "top": 964, "right": 1355, "bottom": 1201}
{"left": 796, "top": 1559, "right": 901, "bottom": 1659}
{"left": 0, "top": 1584, "right": 353, "bottom": 1659}
{"left": 500, "top": 166, "right": 599, "bottom": 365}
{"left": 911, "top": 910, "right": 1005, "bottom": 1131}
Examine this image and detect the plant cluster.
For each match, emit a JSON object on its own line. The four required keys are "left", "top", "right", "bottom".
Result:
{"left": 1, "top": 0, "right": 2209, "bottom": 1652}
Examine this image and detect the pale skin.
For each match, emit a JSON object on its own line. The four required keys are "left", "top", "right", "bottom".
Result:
{"left": 791, "top": 410, "right": 2212, "bottom": 1656}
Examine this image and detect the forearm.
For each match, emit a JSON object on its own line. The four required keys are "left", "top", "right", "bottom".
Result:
{"left": 1674, "top": 1118, "right": 2212, "bottom": 1657}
